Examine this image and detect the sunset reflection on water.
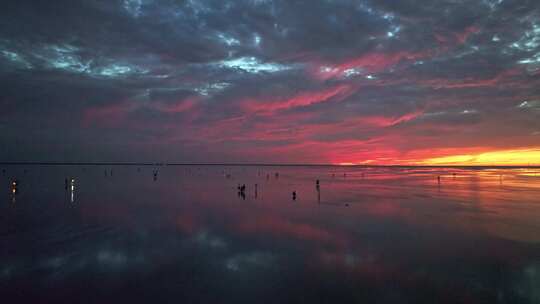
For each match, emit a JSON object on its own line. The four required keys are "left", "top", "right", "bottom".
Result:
{"left": 1, "top": 165, "right": 539, "bottom": 303}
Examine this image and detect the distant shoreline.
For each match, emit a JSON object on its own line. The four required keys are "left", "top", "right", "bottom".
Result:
{"left": 0, "top": 162, "right": 539, "bottom": 169}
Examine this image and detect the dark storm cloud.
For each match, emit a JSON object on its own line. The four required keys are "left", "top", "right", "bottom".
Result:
{"left": 1, "top": 0, "right": 540, "bottom": 163}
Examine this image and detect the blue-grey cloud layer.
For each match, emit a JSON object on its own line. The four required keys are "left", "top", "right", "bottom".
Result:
{"left": 1, "top": 0, "right": 539, "bottom": 162}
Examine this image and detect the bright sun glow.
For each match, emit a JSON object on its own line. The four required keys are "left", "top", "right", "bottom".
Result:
{"left": 418, "top": 148, "right": 540, "bottom": 166}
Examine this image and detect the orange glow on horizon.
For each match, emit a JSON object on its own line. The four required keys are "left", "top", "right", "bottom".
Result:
{"left": 334, "top": 147, "right": 540, "bottom": 166}
{"left": 418, "top": 148, "right": 540, "bottom": 166}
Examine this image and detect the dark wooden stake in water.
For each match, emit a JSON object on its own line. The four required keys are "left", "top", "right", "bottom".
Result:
{"left": 255, "top": 183, "right": 258, "bottom": 199}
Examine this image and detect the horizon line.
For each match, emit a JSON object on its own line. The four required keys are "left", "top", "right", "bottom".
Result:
{"left": 1, "top": 161, "right": 539, "bottom": 169}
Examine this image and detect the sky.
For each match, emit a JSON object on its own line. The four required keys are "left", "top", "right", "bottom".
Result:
{"left": 1, "top": 0, "right": 540, "bottom": 165}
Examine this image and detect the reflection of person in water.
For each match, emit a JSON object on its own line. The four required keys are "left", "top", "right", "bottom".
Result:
{"left": 292, "top": 191, "right": 297, "bottom": 201}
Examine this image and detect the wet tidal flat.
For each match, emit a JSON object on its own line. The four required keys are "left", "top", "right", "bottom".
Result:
{"left": 1, "top": 165, "right": 540, "bottom": 303}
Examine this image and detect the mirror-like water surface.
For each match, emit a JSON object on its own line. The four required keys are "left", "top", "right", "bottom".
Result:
{"left": 1, "top": 165, "right": 539, "bottom": 303}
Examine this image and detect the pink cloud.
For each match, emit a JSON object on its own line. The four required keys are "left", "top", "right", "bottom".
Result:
{"left": 241, "top": 85, "right": 355, "bottom": 113}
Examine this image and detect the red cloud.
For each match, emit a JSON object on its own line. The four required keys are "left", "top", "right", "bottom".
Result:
{"left": 420, "top": 69, "right": 520, "bottom": 89}
{"left": 241, "top": 85, "right": 355, "bottom": 113}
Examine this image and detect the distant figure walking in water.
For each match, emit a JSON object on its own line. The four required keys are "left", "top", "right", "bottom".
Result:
{"left": 316, "top": 179, "right": 320, "bottom": 189}
{"left": 153, "top": 170, "right": 158, "bottom": 181}
{"left": 292, "top": 191, "right": 297, "bottom": 201}
{"left": 238, "top": 184, "right": 246, "bottom": 200}
{"left": 437, "top": 176, "right": 441, "bottom": 184}
{"left": 65, "top": 178, "right": 69, "bottom": 190}
{"left": 275, "top": 172, "right": 279, "bottom": 179}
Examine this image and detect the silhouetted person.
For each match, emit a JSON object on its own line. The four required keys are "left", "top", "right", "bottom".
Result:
{"left": 65, "top": 178, "right": 69, "bottom": 190}
{"left": 332, "top": 173, "right": 335, "bottom": 178}
{"left": 316, "top": 179, "right": 320, "bottom": 187}
{"left": 437, "top": 176, "right": 441, "bottom": 184}
{"left": 343, "top": 173, "right": 347, "bottom": 178}
{"left": 238, "top": 184, "right": 246, "bottom": 199}
{"left": 292, "top": 191, "right": 297, "bottom": 201}
{"left": 452, "top": 173, "right": 456, "bottom": 179}
{"left": 275, "top": 172, "right": 279, "bottom": 179}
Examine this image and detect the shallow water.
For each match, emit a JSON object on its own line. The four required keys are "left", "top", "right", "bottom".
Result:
{"left": 1, "top": 165, "right": 539, "bottom": 303}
